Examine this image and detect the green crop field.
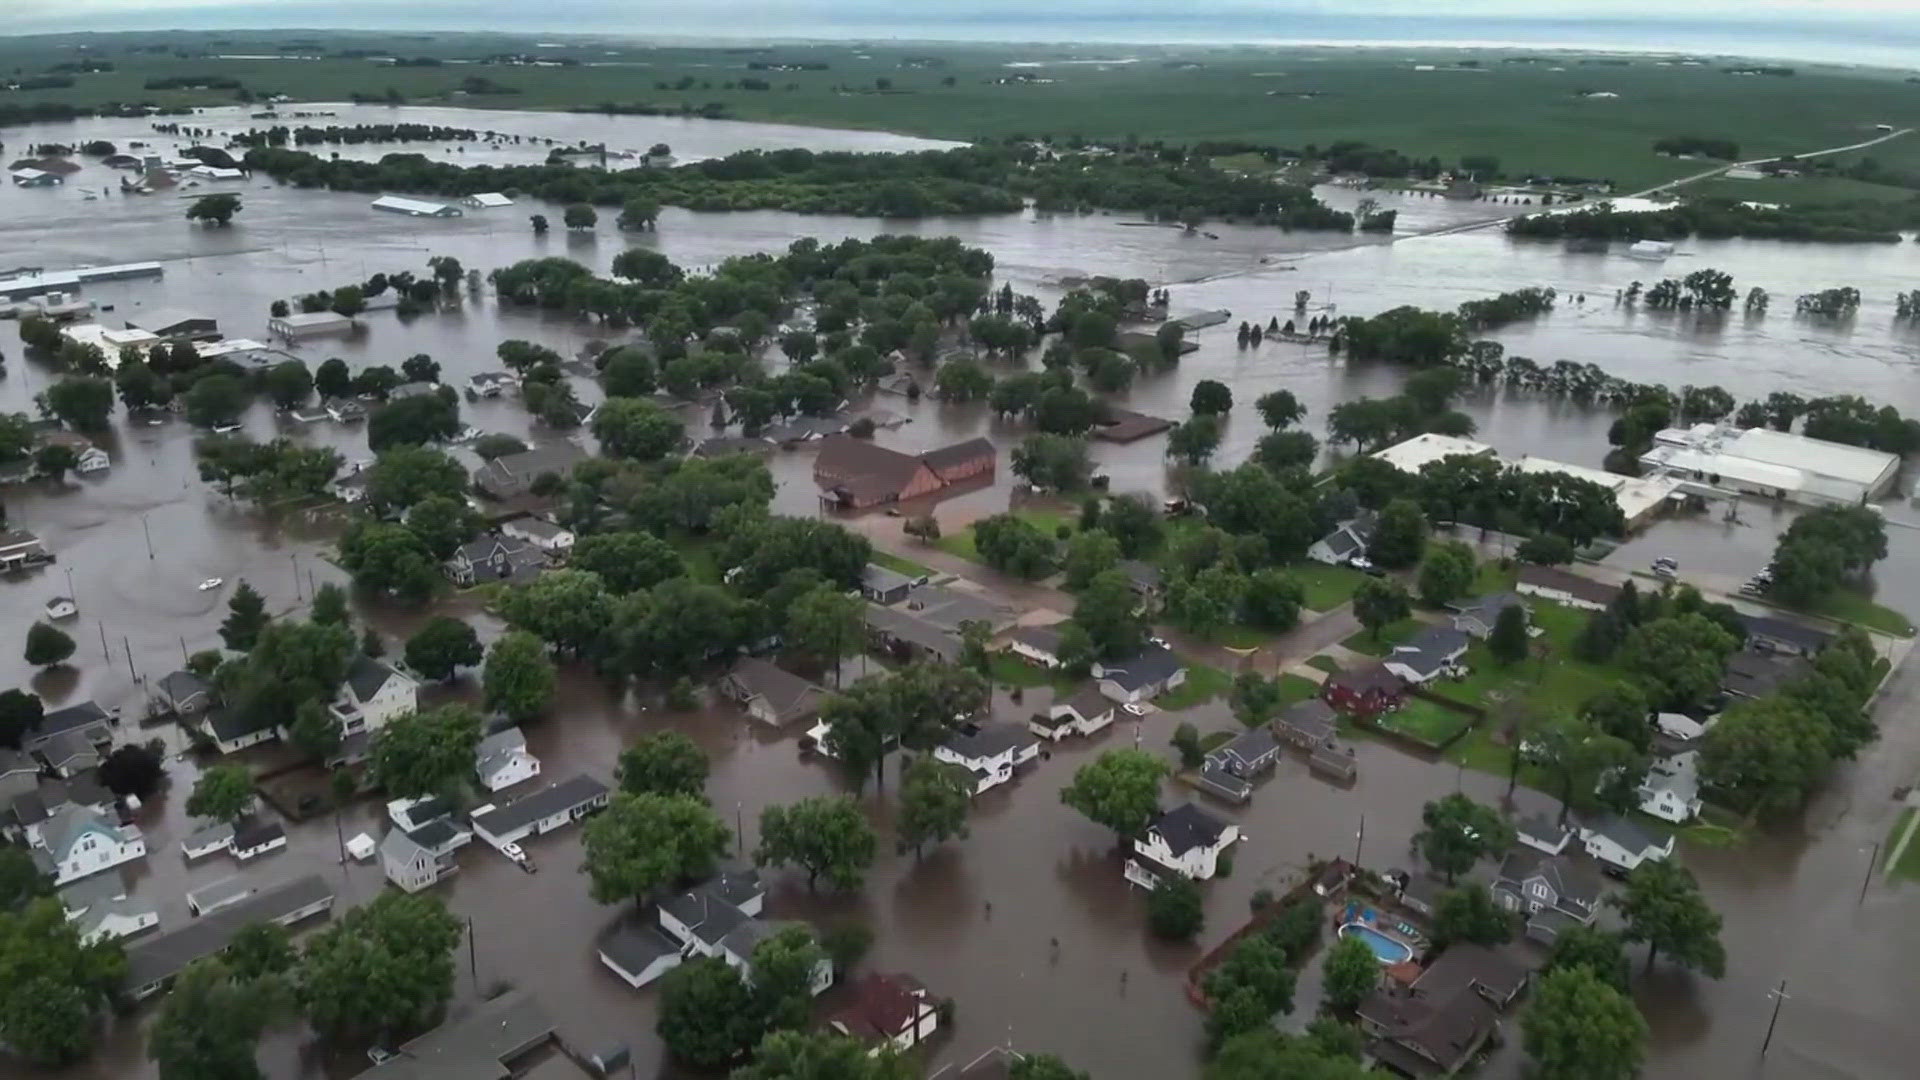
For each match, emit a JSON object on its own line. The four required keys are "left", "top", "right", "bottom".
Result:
{"left": 6, "top": 31, "right": 1920, "bottom": 193}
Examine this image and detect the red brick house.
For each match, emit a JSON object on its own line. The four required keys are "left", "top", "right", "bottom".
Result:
{"left": 813, "top": 435, "right": 996, "bottom": 509}
{"left": 1321, "top": 661, "right": 1407, "bottom": 717}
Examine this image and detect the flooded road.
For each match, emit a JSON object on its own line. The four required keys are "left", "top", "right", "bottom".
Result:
{"left": 1, "top": 106, "right": 1919, "bottom": 1078}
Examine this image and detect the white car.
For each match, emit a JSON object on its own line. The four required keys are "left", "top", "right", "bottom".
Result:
{"left": 1346, "top": 555, "right": 1375, "bottom": 571}
{"left": 500, "top": 841, "right": 528, "bottom": 865}
{"left": 1121, "top": 702, "right": 1148, "bottom": 718}
{"left": 197, "top": 578, "right": 224, "bottom": 591}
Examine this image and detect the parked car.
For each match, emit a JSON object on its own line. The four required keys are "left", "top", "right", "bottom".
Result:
{"left": 1121, "top": 702, "right": 1147, "bottom": 718}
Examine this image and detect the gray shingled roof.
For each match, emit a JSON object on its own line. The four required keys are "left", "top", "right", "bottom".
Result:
{"left": 1099, "top": 645, "right": 1185, "bottom": 691}
{"left": 470, "top": 774, "right": 607, "bottom": 837}
{"left": 1150, "top": 803, "right": 1231, "bottom": 857}
{"left": 343, "top": 656, "right": 402, "bottom": 705}
{"left": 355, "top": 992, "right": 553, "bottom": 1080}
{"left": 940, "top": 723, "right": 1035, "bottom": 762}
{"left": 125, "top": 875, "right": 333, "bottom": 991}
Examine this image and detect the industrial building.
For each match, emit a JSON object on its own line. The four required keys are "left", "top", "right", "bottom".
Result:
{"left": 1638, "top": 424, "right": 1898, "bottom": 507}
{"left": 370, "top": 195, "right": 464, "bottom": 218}
{"left": 1371, "top": 434, "right": 1682, "bottom": 529}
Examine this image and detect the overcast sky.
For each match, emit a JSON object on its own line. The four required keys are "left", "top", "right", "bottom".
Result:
{"left": 8, "top": 0, "right": 1917, "bottom": 49}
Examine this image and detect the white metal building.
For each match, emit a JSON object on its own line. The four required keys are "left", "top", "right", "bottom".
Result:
{"left": 1371, "top": 433, "right": 1496, "bottom": 474}
{"left": 371, "top": 195, "right": 464, "bottom": 218}
{"left": 1638, "top": 424, "right": 1898, "bottom": 507}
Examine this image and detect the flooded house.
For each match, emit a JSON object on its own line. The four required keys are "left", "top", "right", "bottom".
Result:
{"left": 1124, "top": 803, "right": 1239, "bottom": 887}
{"left": 718, "top": 657, "right": 826, "bottom": 727}
{"left": 813, "top": 434, "right": 996, "bottom": 509}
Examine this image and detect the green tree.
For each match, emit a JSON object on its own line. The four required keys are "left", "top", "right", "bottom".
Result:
{"left": 0, "top": 689, "right": 43, "bottom": 750}
{"left": 314, "top": 357, "right": 352, "bottom": 401}
{"left": 1351, "top": 578, "right": 1411, "bottom": 641}
{"left": 734, "top": 1029, "right": 917, "bottom": 1080}
{"left": 658, "top": 957, "right": 763, "bottom": 1069}
{"left": 1417, "top": 541, "right": 1476, "bottom": 606}
{"left": 0, "top": 847, "right": 51, "bottom": 912}
{"left": 617, "top": 195, "right": 662, "bottom": 231}
{"left": 1521, "top": 967, "right": 1648, "bottom": 1080}
{"left": 1167, "top": 414, "right": 1223, "bottom": 465}
{"left": 1147, "top": 872, "right": 1204, "bottom": 940}
{"left": 403, "top": 616, "right": 482, "bottom": 682}
{"left": 616, "top": 731, "right": 710, "bottom": 799}
{"left": 1010, "top": 1054, "right": 1092, "bottom": 1080}
{"left": 592, "top": 397, "right": 683, "bottom": 460}
{"left": 497, "top": 569, "right": 613, "bottom": 657}
{"left": 23, "top": 621, "right": 76, "bottom": 667}
{"left": 1546, "top": 925, "right": 1632, "bottom": 992}
{"left": 563, "top": 203, "right": 597, "bottom": 230}
{"left": 367, "top": 390, "right": 460, "bottom": 450}
{"left": 1243, "top": 569, "right": 1305, "bottom": 631}
{"left": 1191, "top": 379, "right": 1234, "bottom": 415}
{"left": 1255, "top": 389, "right": 1306, "bottom": 430}
{"left": 1489, "top": 603, "right": 1530, "bottom": 665}
{"left": 1204, "top": 1031, "right": 1374, "bottom": 1080}
{"left": 288, "top": 699, "right": 341, "bottom": 762}
{"left": 1320, "top": 932, "right": 1381, "bottom": 1014}
{"left": 1516, "top": 534, "right": 1576, "bottom": 565}
{"left": 972, "top": 513, "right": 1057, "bottom": 579}
{"left": 308, "top": 582, "right": 349, "bottom": 627}
{"left": 1059, "top": 749, "right": 1167, "bottom": 840}
{"left": 367, "top": 703, "right": 483, "bottom": 800}
{"left": 1073, "top": 569, "right": 1149, "bottom": 660}
{"left": 42, "top": 376, "right": 114, "bottom": 432}
{"left": 897, "top": 757, "right": 971, "bottom": 858}
{"left": 224, "top": 923, "right": 295, "bottom": 982}
{"left": 1415, "top": 793, "right": 1511, "bottom": 884}
{"left": 1010, "top": 433, "right": 1093, "bottom": 492}
{"left": 1612, "top": 859, "right": 1726, "bottom": 977}
{"left": 1619, "top": 614, "right": 1738, "bottom": 711}
{"left": 338, "top": 521, "right": 439, "bottom": 601}
{"left": 296, "top": 892, "right": 462, "bottom": 1042}
{"left": 364, "top": 446, "right": 468, "bottom": 515}
{"left": 115, "top": 359, "right": 173, "bottom": 412}
{"left": 220, "top": 581, "right": 269, "bottom": 651}
{"left": 0, "top": 899, "right": 127, "bottom": 1066}
{"left": 1367, "top": 497, "right": 1427, "bottom": 568}
{"left": 1431, "top": 884, "right": 1515, "bottom": 947}
{"left": 1203, "top": 930, "right": 1296, "bottom": 1045}
{"left": 749, "top": 925, "right": 828, "bottom": 1032}
{"left": 1167, "top": 566, "right": 1246, "bottom": 639}
{"left": 33, "top": 442, "right": 77, "bottom": 483}
{"left": 755, "top": 795, "right": 877, "bottom": 892}
{"left": 583, "top": 792, "right": 730, "bottom": 904}
{"left": 785, "top": 584, "right": 865, "bottom": 672}
{"left": 185, "top": 193, "right": 242, "bottom": 225}
{"left": 148, "top": 960, "right": 277, "bottom": 1080}
{"left": 1061, "top": 529, "right": 1121, "bottom": 590}
{"left": 570, "top": 531, "right": 683, "bottom": 594}
{"left": 183, "top": 374, "right": 250, "bottom": 429}
{"left": 403, "top": 494, "right": 482, "bottom": 560}
{"left": 263, "top": 360, "right": 313, "bottom": 410}
{"left": 186, "top": 763, "right": 255, "bottom": 824}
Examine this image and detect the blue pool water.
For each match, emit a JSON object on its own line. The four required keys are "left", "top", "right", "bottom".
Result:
{"left": 1339, "top": 922, "right": 1414, "bottom": 964}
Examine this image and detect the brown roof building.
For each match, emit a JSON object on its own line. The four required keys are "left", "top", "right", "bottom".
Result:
{"left": 814, "top": 435, "right": 995, "bottom": 509}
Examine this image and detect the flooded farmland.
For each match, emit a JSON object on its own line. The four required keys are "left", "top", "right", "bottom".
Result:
{"left": 2, "top": 104, "right": 1920, "bottom": 1079}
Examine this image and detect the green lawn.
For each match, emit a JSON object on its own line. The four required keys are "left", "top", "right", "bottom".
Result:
{"left": 1198, "top": 730, "right": 1237, "bottom": 754}
{"left": 1158, "top": 663, "right": 1231, "bottom": 711}
{"left": 1305, "top": 655, "right": 1343, "bottom": 675}
{"left": 1206, "top": 622, "right": 1271, "bottom": 650}
{"left": 1428, "top": 601, "right": 1622, "bottom": 717}
{"left": 1375, "top": 698, "right": 1477, "bottom": 748}
{"left": 1688, "top": 174, "right": 1920, "bottom": 205}
{"left": 1341, "top": 618, "right": 1422, "bottom": 657}
{"left": 1795, "top": 588, "right": 1915, "bottom": 638}
{"left": 937, "top": 509, "right": 1075, "bottom": 566}
{"left": 988, "top": 652, "right": 1059, "bottom": 689}
{"left": 1290, "top": 563, "right": 1371, "bottom": 612}
{"left": 871, "top": 550, "right": 932, "bottom": 579}
{"left": 1274, "top": 674, "right": 1321, "bottom": 708}
{"left": 1886, "top": 808, "right": 1920, "bottom": 883}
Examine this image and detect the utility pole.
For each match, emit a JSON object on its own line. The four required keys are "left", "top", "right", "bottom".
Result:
{"left": 466, "top": 916, "right": 479, "bottom": 993}
{"left": 291, "top": 553, "right": 302, "bottom": 600}
{"left": 735, "top": 802, "right": 744, "bottom": 860}
{"left": 123, "top": 637, "right": 136, "bottom": 681}
{"left": 140, "top": 514, "right": 154, "bottom": 560}
{"left": 1354, "top": 813, "right": 1365, "bottom": 867}
{"left": 179, "top": 635, "right": 189, "bottom": 665}
{"left": 1858, "top": 841, "right": 1881, "bottom": 905}
{"left": 98, "top": 621, "right": 110, "bottom": 661}
{"left": 1761, "top": 980, "right": 1790, "bottom": 1056}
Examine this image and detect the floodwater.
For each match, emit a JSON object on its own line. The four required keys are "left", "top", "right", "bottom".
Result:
{"left": 1, "top": 106, "right": 1919, "bottom": 1079}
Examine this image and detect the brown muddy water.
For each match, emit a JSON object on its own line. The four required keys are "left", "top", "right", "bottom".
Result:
{"left": 1, "top": 106, "right": 1919, "bottom": 1079}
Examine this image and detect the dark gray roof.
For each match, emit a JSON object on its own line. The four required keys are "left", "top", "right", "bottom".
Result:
{"left": 206, "top": 707, "right": 276, "bottom": 743}
{"left": 1057, "top": 685, "right": 1115, "bottom": 721}
{"left": 474, "top": 442, "right": 588, "bottom": 498}
{"left": 157, "top": 669, "right": 210, "bottom": 704}
{"left": 1329, "top": 660, "right": 1404, "bottom": 697}
{"left": 1277, "top": 698, "right": 1337, "bottom": 739}
{"left": 1496, "top": 850, "right": 1601, "bottom": 909}
{"left": 1721, "top": 650, "right": 1811, "bottom": 698}
{"left": 185, "top": 875, "right": 253, "bottom": 911}
{"left": 355, "top": 992, "right": 554, "bottom": 1080}
{"left": 125, "top": 875, "right": 333, "bottom": 990}
{"left": 37, "top": 700, "right": 109, "bottom": 739}
{"left": 35, "top": 729, "right": 97, "bottom": 768}
{"left": 1514, "top": 813, "right": 1569, "bottom": 846}
{"left": 1150, "top": 803, "right": 1232, "bottom": 857}
{"left": 724, "top": 658, "right": 825, "bottom": 722}
{"left": 1192, "top": 764, "right": 1252, "bottom": 803}
{"left": 1358, "top": 986, "right": 1500, "bottom": 1070}
{"left": 1585, "top": 813, "right": 1664, "bottom": 856}
{"left": 1736, "top": 613, "right": 1832, "bottom": 652}
{"left": 1099, "top": 644, "right": 1186, "bottom": 691}
{"left": 408, "top": 818, "right": 463, "bottom": 851}
{"left": 596, "top": 912, "right": 683, "bottom": 975}
{"left": 1388, "top": 625, "right": 1471, "bottom": 677}
{"left": 1209, "top": 726, "right": 1280, "bottom": 772}
{"left": 660, "top": 884, "right": 752, "bottom": 947}
{"left": 1448, "top": 592, "right": 1527, "bottom": 623}
{"left": 344, "top": 656, "right": 403, "bottom": 705}
{"left": 919, "top": 436, "right": 995, "bottom": 475}
{"left": 1412, "top": 943, "right": 1532, "bottom": 1001}
{"left": 691, "top": 435, "right": 773, "bottom": 458}
{"left": 940, "top": 722, "right": 1035, "bottom": 762}
{"left": 1006, "top": 624, "right": 1063, "bottom": 654}
{"left": 59, "top": 870, "right": 128, "bottom": 914}
{"left": 10, "top": 790, "right": 50, "bottom": 827}
{"left": 864, "top": 604, "right": 961, "bottom": 661}
{"left": 1116, "top": 559, "right": 1162, "bottom": 591}
{"left": 182, "top": 820, "right": 235, "bottom": 852}
{"left": 232, "top": 818, "right": 285, "bottom": 852}
{"left": 1322, "top": 526, "right": 1365, "bottom": 558}
{"left": 470, "top": 774, "right": 607, "bottom": 837}
{"left": 0, "top": 748, "right": 33, "bottom": 776}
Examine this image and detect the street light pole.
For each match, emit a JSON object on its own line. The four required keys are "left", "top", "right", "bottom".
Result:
{"left": 1761, "top": 980, "right": 1790, "bottom": 1056}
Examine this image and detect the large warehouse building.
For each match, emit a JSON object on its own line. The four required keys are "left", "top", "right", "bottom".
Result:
{"left": 1638, "top": 424, "right": 1898, "bottom": 507}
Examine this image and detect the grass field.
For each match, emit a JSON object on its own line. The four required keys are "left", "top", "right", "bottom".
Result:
{"left": 1274, "top": 674, "right": 1321, "bottom": 708}
{"left": 936, "top": 509, "right": 1073, "bottom": 565}
{"left": 1885, "top": 808, "right": 1920, "bottom": 883}
{"left": 1157, "top": 663, "right": 1231, "bottom": 711}
{"left": 1687, "top": 174, "right": 1919, "bottom": 205}
{"left": 7, "top": 32, "right": 1920, "bottom": 193}
{"left": 1795, "top": 588, "right": 1916, "bottom": 638}
{"left": 1305, "top": 655, "right": 1343, "bottom": 675}
{"left": 1376, "top": 698, "right": 1476, "bottom": 748}
{"left": 987, "top": 652, "right": 1059, "bottom": 689}
{"left": 1291, "top": 563, "right": 1372, "bottom": 613}
{"left": 870, "top": 550, "right": 932, "bottom": 579}
{"left": 1427, "top": 600, "right": 1622, "bottom": 717}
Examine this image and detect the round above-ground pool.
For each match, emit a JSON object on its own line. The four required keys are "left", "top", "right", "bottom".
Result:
{"left": 1338, "top": 922, "right": 1414, "bottom": 964}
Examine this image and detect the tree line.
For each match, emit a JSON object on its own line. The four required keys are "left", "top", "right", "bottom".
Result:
{"left": 1507, "top": 198, "right": 1920, "bottom": 244}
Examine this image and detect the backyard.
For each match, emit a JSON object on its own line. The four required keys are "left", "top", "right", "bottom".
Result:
{"left": 936, "top": 508, "right": 1075, "bottom": 565}
{"left": 1157, "top": 663, "right": 1232, "bottom": 711}
{"left": 1373, "top": 697, "right": 1477, "bottom": 749}
{"left": 1425, "top": 601, "right": 1622, "bottom": 718}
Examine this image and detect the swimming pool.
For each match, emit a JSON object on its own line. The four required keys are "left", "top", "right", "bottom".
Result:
{"left": 1339, "top": 922, "right": 1414, "bottom": 964}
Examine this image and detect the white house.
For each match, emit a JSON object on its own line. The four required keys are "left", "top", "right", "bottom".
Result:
{"left": 1654, "top": 712, "right": 1712, "bottom": 741}
{"left": 931, "top": 723, "right": 1040, "bottom": 796}
{"left": 475, "top": 726, "right": 542, "bottom": 792}
{"left": 829, "top": 972, "right": 941, "bottom": 1053}
{"left": 33, "top": 806, "right": 146, "bottom": 886}
{"left": 186, "top": 876, "right": 255, "bottom": 917}
{"left": 500, "top": 516, "right": 575, "bottom": 556}
{"left": 1031, "top": 686, "right": 1117, "bottom": 741}
{"left": 463, "top": 192, "right": 515, "bottom": 208}
{"left": 1091, "top": 645, "right": 1188, "bottom": 705}
{"left": 380, "top": 818, "right": 472, "bottom": 893}
{"left": 1579, "top": 814, "right": 1675, "bottom": 875}
{"left": 1127, "top": 804, "right": 1239, "bottom": 886}
{"left": 124, "top": 875, "right": 335, "bottom": 1001}
{"left": 1492, "top": 850, "right": 1604, "bottom": 945}
{"left": 1514, "top": 814, "right": 1574, "bottom": 856}
{"left": 655, "top": 871, "right": 832, "bottom": 994}
{"left": 371, "top": 194, "right": 463, "bottom": 217}
{"left": 1004, "top": 624, "right": 1065, "bottom": 670}
{"left": 1515, "top": 565, "right": 1618, "bottom": 612}
{"left": 1308, "top": 515, "right": 1373, "bottom": 566}
{"left": 1381, "top": 626, "right": 1470, "bottom": 685}
{"left": 1635, "top": 751, "right": 1703, "bottom": 824}
{"left": 330, "top": 657, "right": 419, "bottom": 737}
{"left": 180, "top": 820, "right": 236, "bottom": 860}
{"left": 230, "top": 818, "right": 287, "bottom": 861}
{"left": 60, "top": 874, "right": 159, "bottom": 944}
{"left": 387, "top": 794, "right": 455, "bottom": 832}
{"left": 470, "top": 774, "right": 609, "bottom": 849}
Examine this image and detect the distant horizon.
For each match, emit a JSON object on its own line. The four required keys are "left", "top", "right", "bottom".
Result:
{"left": 8, "top": 5, "right": 1920, "bottom": 70}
